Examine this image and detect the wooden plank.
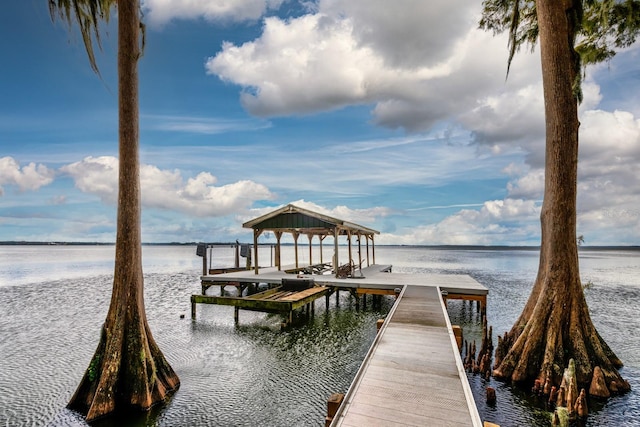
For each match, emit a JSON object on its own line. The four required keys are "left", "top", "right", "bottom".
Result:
{"left": 191, "top": 294, "right": 292, "bottom": 312}
{"left": 332, "top": 286, "right": 482, "bottom": 427}
{"left": 355, "top": 288, "right": 398, "bottom": 295}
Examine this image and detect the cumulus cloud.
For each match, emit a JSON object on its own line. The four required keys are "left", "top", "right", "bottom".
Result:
{"left": 0, "top": 157, "right": 55, "bottom": 195}
{"left": 206, "top": 0, "right": 544, "bottom": 132}
{"left": 292, "top": 199, "right": 392, "bottom": 224}
{"left": 60, "top": 156, "right": 274, "bottom": 216}
{"left": 142, "top": 0, "right": 285, "bottom": 26}
{"left": 379, "top": 198, "right": 541, "bottom": 246}
{"left": 575, "top": 109, "right": 640, "bottom": 241}
{"left": 414, "top": 107, "right": 640, "bottom": 245}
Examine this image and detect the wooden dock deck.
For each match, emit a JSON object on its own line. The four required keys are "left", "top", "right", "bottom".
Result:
{"left": 193, "top": 264, "right": 487, "bottom": 424}
{"left": 199, "top": 264, "right": 487, "bottom": 303}
{"left": 330, "top": 285, "right": 483, "bottom": 427}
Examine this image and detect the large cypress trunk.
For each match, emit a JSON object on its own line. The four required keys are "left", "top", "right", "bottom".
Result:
{"left": 492, "top": 0, "right": 628, "bottom": 395}
{"left": 67, "top": 0, "right": 180, "bottom": 421}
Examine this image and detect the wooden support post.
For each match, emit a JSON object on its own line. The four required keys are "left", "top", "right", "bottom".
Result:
{"left": 293, "top": 231, "right": 300, "bottom": 271}
{"left": 234, "top": 306, "right": 239, "bottom": 325}
{"left": 352, "top": 290, "right": 359, "bottom": 311}
{"left": 275, "top": 231, "right": 282, "bottom": 270}
{"left": 191, "top": 296, "right": 196, "bottom": 320}
{"left": 326, "top": 293, "right": 330, "bottom": 311}
{"left": 326, "top": 393, "right": 345, "bottom": 427}
{"left": 253, "top": 229, "right": 260, "bottom": 274}
{"left": 202, "top": 251, "right": 207, "bottom": 276}
{"left": 335, "top": 289, "right": 340, "bottom": 306}
{"left": 366, "top": 236, "right": 370, "bottom": 266}
{"left": 235, "top": 243, "right": 240, "bottom": 268}
{"left": 372, "top": 235, "right": 376, "bottom": 265}
{"left": 363, "top": 293, "right": 367, "bottom": 310}
{"left": 452, "top": 325, "right": 463, "bottom": 352}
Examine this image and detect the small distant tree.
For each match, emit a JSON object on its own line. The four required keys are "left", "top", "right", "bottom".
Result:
{"left": 480, "top": 0, "right": 639, "bottom": 394}
{"left": 49, "top": 0, "right": 180, "bottom": 421}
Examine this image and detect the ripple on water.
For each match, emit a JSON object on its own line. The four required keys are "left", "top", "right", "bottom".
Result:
{"left": 3, "top": 247, "right": 640, "bottom": 427}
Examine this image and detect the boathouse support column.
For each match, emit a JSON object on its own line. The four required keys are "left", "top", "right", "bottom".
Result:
{"left": 333, "top": 227, "right": 340, "bottom": 278}
{"left": 307, "top": 233, "right": 313, "bottom": 266}
{"left": 320, "top": 235, "right": 325, "bottom": 264}
{"left": 293, "top": 231, "right": 300, "bottom": 271}
{"left": 202, "top": 247, "right": 208, "bottom": 276}
{"left": 253, "top": 229, "right": 261, "bottom": 274}
{"left": 235, "top": 242, "right": 240, "bottom": 268}
{"left": 366, "top": 236, "right": 370, "bottom": 266}
{"left": 357, "top": 233, "right": 362, "bottom": 272}
{"left": 348, "top": 231, "right": 353, "bottom": 269}
{"left": 275, "top": 231, "right": 282, "bottom": 270}
{"left": 372, "top": 235, "right": 376, "bottom": 265}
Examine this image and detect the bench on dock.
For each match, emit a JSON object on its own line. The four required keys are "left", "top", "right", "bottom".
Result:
{"left": 284, "top": 263, "right": 333, "bottom": 275}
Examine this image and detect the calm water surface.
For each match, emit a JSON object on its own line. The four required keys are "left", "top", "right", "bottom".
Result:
{"left": 0, "top": 245, "right": 638, "bottom": 427}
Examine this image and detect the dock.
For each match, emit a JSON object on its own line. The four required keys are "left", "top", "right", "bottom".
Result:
{"left": 192, "top": 205, "right": 488, "bottom": 425}
{"left": 192, "top": 264, "right": 487, "bottom": 324}
{"left": 330, "top": 285, "right": 483, "bottom": 427}
{"left": 192, "top": 265, "right": 487, "bottom": 425}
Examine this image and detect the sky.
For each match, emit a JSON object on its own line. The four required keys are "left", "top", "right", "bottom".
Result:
{"left": 1, "top": 0, "right": 639, "bottom": 246}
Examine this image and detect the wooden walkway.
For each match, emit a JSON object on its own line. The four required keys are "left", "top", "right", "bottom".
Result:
{"left": 330, "top": 285, "right": 482, "bottom": 427}
{"left": 195, "top": 265, "right": 487, "bottom": 424}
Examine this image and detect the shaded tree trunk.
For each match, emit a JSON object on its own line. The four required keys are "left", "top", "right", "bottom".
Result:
{"left": 67, "top": 0, "right": 180, "bottom": 421}
{"left": 492, "top": 0, "right": 629, "bottom": 395}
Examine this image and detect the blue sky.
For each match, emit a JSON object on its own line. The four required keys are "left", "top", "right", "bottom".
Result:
{"left": 1, "top": 0, "right": 639, "bottom": 245}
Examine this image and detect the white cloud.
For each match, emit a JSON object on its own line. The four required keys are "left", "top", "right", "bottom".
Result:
{"left": 206, "top": 0, "right": 545, "bottom": 132}
{"left": 0, "top": 157, "right": 55, "bottom": 195}
{"left": 575, "top": 109, "right": 640, "bottom": 243}
{"left": 60, "top": 156, "right": 274, "bottom": 216}
{"left": 379, "top": 106, "right": 640, "bottom": 245}
{"left": 379, "top": 198, "right": 541, "bottom": 246}
{"left": 142, "top": 0, "right": 285, "bottom": 26}
{"left": 144, "top": 114, "right": 271, "bottom": 134}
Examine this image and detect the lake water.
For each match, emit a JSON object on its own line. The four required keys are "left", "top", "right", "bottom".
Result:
{"left": 0, "top": 245, "right": 638, "bottom": 426}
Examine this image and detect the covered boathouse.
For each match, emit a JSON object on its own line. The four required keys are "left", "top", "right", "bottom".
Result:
{"left": 242, "top": 203, "right": 380, "bottom": 277}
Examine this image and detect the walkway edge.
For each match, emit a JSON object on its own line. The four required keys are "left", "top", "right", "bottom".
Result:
{"left": 438, "top": 286, "right": 483, "bottom": 427}
{"left": 329, "top": 285, "right": 407, "bottom": 426}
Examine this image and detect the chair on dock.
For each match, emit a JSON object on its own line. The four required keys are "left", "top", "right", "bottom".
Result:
{"left": 336, "top": 262, "right": 354, "bottom": 278}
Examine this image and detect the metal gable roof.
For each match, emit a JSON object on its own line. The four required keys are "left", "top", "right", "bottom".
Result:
{"left": 242, "top": 204, "right": 379, "bottom": 236}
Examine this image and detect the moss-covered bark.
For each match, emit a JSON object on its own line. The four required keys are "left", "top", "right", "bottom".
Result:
{"left": 67, "top": 0, "right": 179, "bottom": 421}
{"left": 492, "top": 0, "right": 628, "bottom": 397}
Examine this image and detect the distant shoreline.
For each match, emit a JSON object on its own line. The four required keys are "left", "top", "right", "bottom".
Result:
{"left": 1, "top": 241, "right": 638, "bottom": 251}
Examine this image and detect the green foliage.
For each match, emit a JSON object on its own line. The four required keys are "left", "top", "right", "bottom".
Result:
{"left": 480, "top": 0, "right": 640, "bottom": 91}
{"left": 48, "top": 0, "right": 115, "bottom": 75}
{"left": 88, "top": 352, "right": 102, "bottom": 383}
